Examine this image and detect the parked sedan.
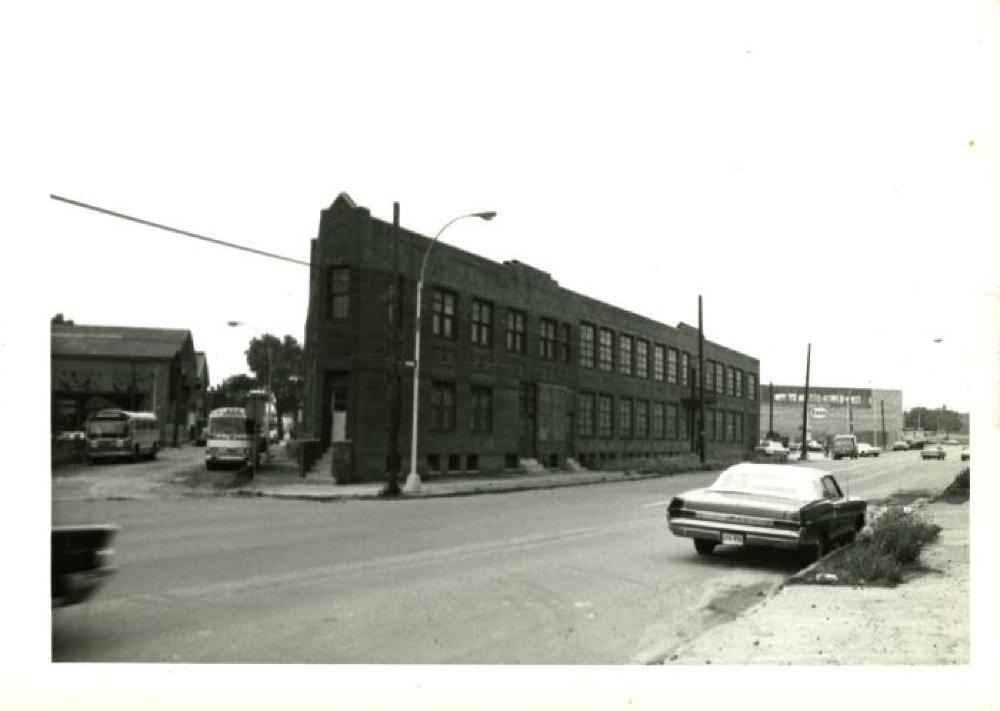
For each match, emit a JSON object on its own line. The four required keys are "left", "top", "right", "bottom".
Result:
{"left": 920, "top": 444, "right": 946, "bottom": 460}
{"left": 667, "top": 463, "right": 866, "bottom": 559}
{"left": 891, "top": 440, "right": 910, "bottom": 451}
{"left": 858, "top": 443, "right": 882, "bottom": 457}
{"left": 755, "top": 440, "right": 790, "bottom": 461}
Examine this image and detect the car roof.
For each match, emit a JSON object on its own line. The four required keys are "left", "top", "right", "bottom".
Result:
{"left": 718, "top": 462, "right": 828, "bottom": 483}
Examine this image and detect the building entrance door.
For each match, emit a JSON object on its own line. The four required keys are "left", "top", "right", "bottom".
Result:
{"left": 518, "top": 382, "right": 537, "bottom": 458}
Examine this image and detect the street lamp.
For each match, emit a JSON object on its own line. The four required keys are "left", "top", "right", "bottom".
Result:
{"left": 227, "top": 320, "right": 273, "bottom": 452}
{"left": 404, "top": 210, "right": 496, "bottom": 494}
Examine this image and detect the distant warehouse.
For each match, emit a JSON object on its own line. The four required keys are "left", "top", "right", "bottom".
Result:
{"left": 302, "top": 193, "right": 761, "bottom": 483}
{"left": 760, "top": 384, "right": 904, "bottom": 449}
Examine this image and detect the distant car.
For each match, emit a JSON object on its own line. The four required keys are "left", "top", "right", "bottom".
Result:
{"left": 667, "top": 463, "right": 866, "bottom": 560}
{"left": 807, "top": 440, "right": 824, "bottom": 453}
{"left": 857, "top": 443, "right": 881, "bottom": 457}
{"left": 52, "top": 524, "right": 118, "bottom": 607}
{"left": 831, "top": 434, "right": 859, "bottom": 460}
{"left": 960, "top": 448, "right": 969, "bottom": 462}
{"left": 892, "top": 440, "right": 910, "bottom": 451}
{"left": 921, "top": 445, "right": 946, "bottom": 460}
{"left": 755, "top": 440, "right": 790, "bottom": 461}
{"left": 943, "top": 438, "right": 959, "bottom": 445}
{"left": 54, "top": 431, "right": 86, "bottom": 442}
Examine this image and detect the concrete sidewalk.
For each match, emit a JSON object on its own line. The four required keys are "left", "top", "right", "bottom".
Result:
{"left": 661, "top": 500, "right": 970, "bottom": 665}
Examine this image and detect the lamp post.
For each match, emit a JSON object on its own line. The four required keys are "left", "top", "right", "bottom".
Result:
{"left": 404, "top": 210, "right": 496, "bottom": 494}
{"left": 227, "top": 320, "right": 273, "bottom": 456}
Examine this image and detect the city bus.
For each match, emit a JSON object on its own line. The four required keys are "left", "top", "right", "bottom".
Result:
{"left": 205, "top": 407, "right": 257, "bottom": 470}
{"left": 85, "top": 410, "right": 160, "bottom": 463}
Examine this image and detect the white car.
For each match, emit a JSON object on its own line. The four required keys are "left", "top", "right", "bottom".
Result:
{"left": 755, "top": 440, "right": 790, "bottom": 461}
{"left": 857, "top": 443, "right": 881, "bottom": 457}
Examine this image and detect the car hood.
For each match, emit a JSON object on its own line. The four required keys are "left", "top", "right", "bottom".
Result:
{"left": 676, "top": 488, "right": 812, "bottom": 518}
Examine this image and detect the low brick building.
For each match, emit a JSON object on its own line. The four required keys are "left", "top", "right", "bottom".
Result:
{"left": 51, "top": 322, "right": 201, "bottom": 445}
{"left": 302, "top": 193, "right": 761, "bottom": 483}
{"left": 759, "top": 384, "right": 904, "bottom": 449}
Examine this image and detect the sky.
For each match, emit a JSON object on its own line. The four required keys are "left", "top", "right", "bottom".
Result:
{"left": 6, "top": 1, "right": 997, "bottom": 417}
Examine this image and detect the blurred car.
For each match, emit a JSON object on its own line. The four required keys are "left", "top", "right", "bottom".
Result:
{"left": 961, "top": 447, "right": 969, "bottom": 461}
{"left": 920, "top": 444, "right": 946, "bottom": 460}
{"left": 857, "top": 443, "right": 881, "bottom": 457}
{"left": 891, "top": 440, "right": 910, "bottom": 451}
{"left": 943, "top": 438, "right": 959, "bottom": 445}
{"left": 667, "top": 463, "right": 867, "bottom": 560}
{"left": 807, "top": 440, "right": 824, "bottom": 453}
{"left": 54, "top": 431, "right": 86, "bottom": 442}
{"left": 831, "top": 434, "right": 859, "bottom": 460}
{"left": 755, "top": 439, "right": 790, "bottom": 461}
{"left": 52, "top": 524, "right": 118, "bottom": 607}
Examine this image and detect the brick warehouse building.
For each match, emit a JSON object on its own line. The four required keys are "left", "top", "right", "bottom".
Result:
{"left": 760, "top": 384, "right": 904, "bottom": 449}
{"left": 302, "top": 193, "right": 760, "bottom": 483}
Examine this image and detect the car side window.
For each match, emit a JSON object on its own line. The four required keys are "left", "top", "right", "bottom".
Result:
{"left": 821, "top": 477, "right": 842, "bottom": 500}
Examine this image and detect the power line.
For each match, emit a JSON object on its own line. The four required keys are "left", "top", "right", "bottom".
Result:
{"left": 49, "top": 194, "right": 312, "bottom": 268}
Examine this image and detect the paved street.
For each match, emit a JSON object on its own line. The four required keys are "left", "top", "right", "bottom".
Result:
{"left": 52, "top": 449, "right": 964, "bottom": 663}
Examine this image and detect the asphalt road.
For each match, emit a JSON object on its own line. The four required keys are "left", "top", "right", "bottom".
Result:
{"left": 51, "top": 448, "right": 964, "bottom": 663}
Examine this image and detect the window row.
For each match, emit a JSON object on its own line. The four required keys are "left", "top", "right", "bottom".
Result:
{"left": 429, "top": 382, "right": 494, "bottom": 433}
{"left": 576, "top": 393, "right": 689, "bottom": 441}
{"left": 700, "top": 409, "right": 746, "bottom": 444}
{"left": 773, "top": 391, "right": 863, "bottom": 405}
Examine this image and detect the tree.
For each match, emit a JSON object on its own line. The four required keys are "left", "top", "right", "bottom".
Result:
{"left": 206, "top": 374, "right": 257, "bottom": 411}
{"left": 904, "top": 406, "right": 966, "bottom": 435}
{"left": 244, "top": 334, "right": 305, "bottom": 440}
{"left": 51, "top": 313, "right": 74, "bottom": 325}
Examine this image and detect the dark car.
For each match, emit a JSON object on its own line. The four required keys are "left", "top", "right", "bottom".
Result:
{"left": 961, "top": 448, "right": 970, "bottom": 462}
{"left": 667, "top": 463, "right": 866, "bottom": 560}
{"left": 920, "top": 445, "right": 946, "bottom": 460}
{"left": 52, "top": 524, "right": 118, "bottom": 607}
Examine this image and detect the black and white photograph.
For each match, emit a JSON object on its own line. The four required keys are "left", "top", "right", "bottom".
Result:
{"left": 4, "top": 1, "right": 999, "bottom": 709}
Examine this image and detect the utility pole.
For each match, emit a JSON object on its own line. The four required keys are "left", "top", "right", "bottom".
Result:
{"left": 698, "top": 295, "right": 706, "bottom": 463}
{"left": 800, "top": 343, "right": 811, "bottom": 461}
{"left": 880, "top": 399, "right": 886, "bottom": 448}
{"left": 384, "top": 202, "right": 403, "bottom": 496}
{"left": 689, "top": 365, "right": 697, "bottom": 452}
{"left": 768, "top": 381, "right": 774, "bottom": 439}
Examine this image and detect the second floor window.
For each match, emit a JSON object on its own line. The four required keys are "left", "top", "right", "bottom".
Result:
{"left": 506, "top": 309, "right": 526, "bottom": 353}
{"left": 726, "top": 366, "right": 735, "bottom": 396}
{"left": 470, "top": 299, "right": 493, "bottom": 346}
{"left": 558, "top": 323, "right": 571, "bottom": 363}
{"left": 619, "top": 335, "right": 633, "bottom": 376}
{"left": 470, "top": 386, "right": 492, "bottom": 433}
{"left": 431, "top": 289, "right": 456, "bottom": 338}
{"left": 667, "top": 348, "right": 678, "bottom": 385}
{"left": 598, "top": 328, "right": 614, "bottom": 372}
{"left": 748, "top": 373, "right": 758, "bottom": 401}
{"left": 681, "top": 352, "right": 690, "bottom": 387}
{"left": 540, "top": 318, "right": 557, "bottom": 360}
{"left": 579, "top": 323, "right": 595, "bottom": 368}
{"left": 327, "top": 266, "right": 350, "bottom": 320}
{"left": 653, "top": 345, "right": 665, "bottom": 381}
{"left": 597, "top": 394, "right": 613, "bottom": 438}
{"left": 636, "top": 340, "right": 649, "bottom": 379}
{"left": 430, "top": 381, "right": 456, "bottom": 431}
{"left": 715, "top": 363, "right": 724, "bottom": 395}
{"left": 734, "top": 369, "right": 743, "bottom": 398}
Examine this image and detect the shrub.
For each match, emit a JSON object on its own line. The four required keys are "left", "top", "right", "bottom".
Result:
{"left": 870, "top": 507, "right": 941, "bottom": 564}
{"left": 936, "top": 468, "right": 970, "bottom": 503}
{"left": 832, "top": 544, "right": 903, "bottom": 585}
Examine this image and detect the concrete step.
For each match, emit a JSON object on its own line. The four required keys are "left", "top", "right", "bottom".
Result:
{"left": 518, "top": 458, "right": 548, "bottom": 473}
{"left": 564, "top": 457, "right": 585, "bottom": 472}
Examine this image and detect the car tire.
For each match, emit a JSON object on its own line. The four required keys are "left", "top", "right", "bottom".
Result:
{"left": 694, "top": 539, "right": 717, "bottom": 556}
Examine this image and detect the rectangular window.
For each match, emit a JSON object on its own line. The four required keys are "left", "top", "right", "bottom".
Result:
{"left": 725, "top": 411, "right": 734, "bottom": 442}
{"left": 327, "top": 266, "right": 350, "bottom": 320}
{"left": 726, "top": 366, "right": 735, "bottom": 396}
{"left": 651, "top": 402, "right": 665, "bottom": 439}
{"left": 578, "top": 392, "right": 595, "bottom": 438}
{"left": 716, "top": 410, "right": 725, "bottom": 442}
{"left": 666, "top": 403, "right": 679, "bottom": 439}
{"left": 597, "top": 394, "right": 613, "bottom": 438}
{"left": 431, "top": 289, "right": 457, "bottom": 339}
{"left": 636, "top": 340, "right": 649, "bottom": 379}
{"left": 506, "top": 309, "right": 526, "bottom": 353}
{"left": 734, "top": 369, "right": 743, "bottom": 398}
{"left": 704, "top": 361, "right": 714, "bottom": 392}
{"left": 579, "top": 323, "right": 595, "bottom": 368}
{"left": 540, "top": 318, "right": 557, "bottom": 360}
{"left": 748, "top": 374, "right": 757, "bottom": 401}
{"left": 667, "top": 348, "right": 678, "bottom": 385}
{"left": 715, "top": 362, "right": 724, "bottom": 395}
{"left": 705, "top": 409, "right": 715, "bottom": 441}
{"left": 635, "top": 400, "right": 649, "bottom": 439}
{"left": 558, "top": 324, "right": 571, "bottom": 363}
{"left": 470, "top": 386, "right": 493, "bottom": 433}
{"left": 679, "top": 407, "right": 689, "bottom": 441}
{"left": 430, "top": 381, "right": 456, "bottom": 431}
{"left": 736, "top": 412, "right": 744, "bottom": 443}
{"left": 598, "top": 328, "right": 614, "bottom": 372}
{"left": 653, "top": 345, "right": 665, "bottom": 382}
{"left": 681, "top": 352, "right": 690, "bottom": 387}
{"left": 471, "top": 299, "right": 493, "bottom": 347}
{"left": 619, "top": 397, "right": 633, "bottom": 438}
{"left": 619, "top": 335, "right": 633, "bottom": 376}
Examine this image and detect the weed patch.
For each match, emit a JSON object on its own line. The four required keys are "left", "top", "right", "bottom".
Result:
{"left": 935, "top": 468, "right": 970, "bottom": 503}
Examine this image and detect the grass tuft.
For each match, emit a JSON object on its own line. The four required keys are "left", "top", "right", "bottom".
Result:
{"left": 936, "top": 467, "right": 970, "bottom": 503}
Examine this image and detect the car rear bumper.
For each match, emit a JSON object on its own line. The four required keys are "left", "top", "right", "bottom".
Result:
{"left": 668, "top": 517, "right": 808, "bottom": 550}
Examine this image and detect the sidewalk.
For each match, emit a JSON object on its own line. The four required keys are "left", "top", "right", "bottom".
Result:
{"left": 661, "top": 499, "right": 970, "bottom": 664}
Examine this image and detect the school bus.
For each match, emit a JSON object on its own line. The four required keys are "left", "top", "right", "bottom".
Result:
{"left": 85, "top": 410, "right": 160, "bottom": 463}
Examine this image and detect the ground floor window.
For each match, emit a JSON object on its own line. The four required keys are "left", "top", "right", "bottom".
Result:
{"left": 578, "top": 392, "right": 595, "bottom": 438}
{"left": 430, "top": 381, "right": 456, "bottom": 431}
{"left": 597, "top": 395, "right": 613, "bottom": 438}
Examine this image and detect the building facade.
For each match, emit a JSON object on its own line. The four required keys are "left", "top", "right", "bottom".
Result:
{"left": 51, "top": 323, "right": 201, "bottom": 445}
{"left": 303, "top": 193, "right": 761, "bottom": 483}
{"left": 759, "top": 384, "right": 904, "bottom": 448}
